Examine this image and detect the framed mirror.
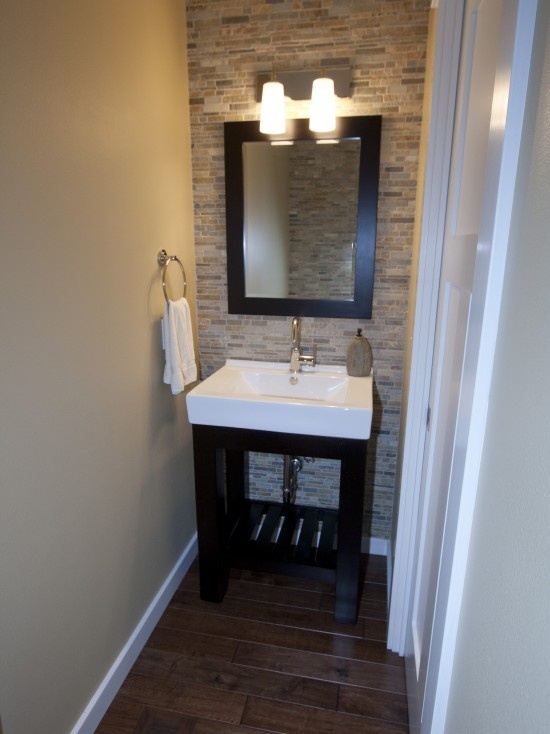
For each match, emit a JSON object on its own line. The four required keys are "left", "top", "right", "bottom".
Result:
{"left": 224, "top": 115, "right": 382, "bottom": 318}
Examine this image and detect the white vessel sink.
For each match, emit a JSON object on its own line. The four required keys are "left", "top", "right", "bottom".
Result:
{"left": 186, "top": 359, "right": 373, "bottom": 439}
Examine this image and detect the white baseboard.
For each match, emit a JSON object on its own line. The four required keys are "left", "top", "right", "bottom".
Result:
{"left": 70, "top": 533, "right": 198, "bottom": 734}
{"left": 361, "top": 536, "right": 390, "bottom": 556}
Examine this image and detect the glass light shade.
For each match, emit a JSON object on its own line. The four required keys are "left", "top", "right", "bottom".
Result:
{"left": 309, "top": 77, "right": 336, "bottom": 133}
{"left": 259, "top": 81, "right": 286, "bottom": 134}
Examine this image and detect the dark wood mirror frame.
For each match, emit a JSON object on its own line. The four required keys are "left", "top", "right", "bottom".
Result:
{"left": 224, "top": 115, "right": 382, "bottom": 318}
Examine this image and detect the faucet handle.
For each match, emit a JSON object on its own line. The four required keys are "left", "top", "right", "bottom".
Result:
{"left": 300, "top": 344, "right": 317, "bottom": 367}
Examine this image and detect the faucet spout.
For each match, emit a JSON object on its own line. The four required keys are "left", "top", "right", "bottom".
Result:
{"left": 290, "top": 316, "right": 301, "bottom": 372}
{"left": 291, "top": 316, "right": 301, "bottom": 350}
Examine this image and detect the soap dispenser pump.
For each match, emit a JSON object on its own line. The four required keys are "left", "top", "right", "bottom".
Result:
{"left": 346, "top": 328, "right": 373, "bottom": 377}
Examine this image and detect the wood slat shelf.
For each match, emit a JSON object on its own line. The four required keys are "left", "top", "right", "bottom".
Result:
{"left": 227, "top": 500, "right": 338, "bottom": 583}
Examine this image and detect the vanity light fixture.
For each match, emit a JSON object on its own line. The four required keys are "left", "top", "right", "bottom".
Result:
{"left": 256, "top": 67, "right": 351, "bottom": 135}
{"left": 259, "top": 80, "right": 286, "bottom": 134}
{"left": 309, "top": 76, "right": 336, "bottom": 133}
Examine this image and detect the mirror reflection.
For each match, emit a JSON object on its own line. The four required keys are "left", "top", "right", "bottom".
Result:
{"left": 243, "top": 139, "right": 360, "bottom": 300}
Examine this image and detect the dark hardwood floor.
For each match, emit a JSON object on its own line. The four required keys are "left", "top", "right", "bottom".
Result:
{"left": 97, "top": 555, "right": 408, "bottom": 733}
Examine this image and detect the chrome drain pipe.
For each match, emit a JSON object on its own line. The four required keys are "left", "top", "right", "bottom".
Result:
{"left": 282, "top": 455, "right": 303, "bottom": 504}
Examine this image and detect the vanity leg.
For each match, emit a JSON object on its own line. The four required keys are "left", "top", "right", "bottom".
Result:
{"left": 335, "top": 442, "right": 368, "bottom": 624}
{"left": 192, "top": 426, "right": 229, "bottom": 602}
{"left": 226, "top": 448, "right": 248, "bottom": 518}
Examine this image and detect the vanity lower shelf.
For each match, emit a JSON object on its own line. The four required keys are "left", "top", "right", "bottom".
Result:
{"left": 228, "top": 500, "right": 338, "bottom": 583}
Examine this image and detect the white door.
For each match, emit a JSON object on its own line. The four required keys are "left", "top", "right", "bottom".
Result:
{"left": 405, "top": 0, "right": 524, "bottom": 729}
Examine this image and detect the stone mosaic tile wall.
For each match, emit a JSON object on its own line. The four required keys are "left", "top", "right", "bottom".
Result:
{"left": 185, "top": 0, "right": 430, "bottom": 540}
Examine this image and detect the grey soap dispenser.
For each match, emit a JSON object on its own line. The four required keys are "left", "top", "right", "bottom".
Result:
{"left": 346, "top": 328, "right": 373, "bottom": 377}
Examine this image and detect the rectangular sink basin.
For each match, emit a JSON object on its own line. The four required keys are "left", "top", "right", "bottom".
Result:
{"left": 186, "top": 359, "right": 373, "bottom": 439}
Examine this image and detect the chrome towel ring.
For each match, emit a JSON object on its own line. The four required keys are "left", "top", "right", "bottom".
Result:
{"left": 157, "top": 249, "right": 187, "bottom": 302}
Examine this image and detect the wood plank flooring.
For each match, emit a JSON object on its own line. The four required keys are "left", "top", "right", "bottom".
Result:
{"left": 97, "top": 555, "right": 408, "bottom": 733}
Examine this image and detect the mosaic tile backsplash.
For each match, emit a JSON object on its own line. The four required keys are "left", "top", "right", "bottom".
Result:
{"left": 186, "top": 0, "right": 430, "bottom": 540}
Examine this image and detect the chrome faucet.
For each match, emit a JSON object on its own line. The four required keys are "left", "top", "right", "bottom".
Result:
{"left": 289, "top": 316, "right": 316, "bottom": 372}
{"left": 291, "top": 316, "right": 301, "bottom": 350}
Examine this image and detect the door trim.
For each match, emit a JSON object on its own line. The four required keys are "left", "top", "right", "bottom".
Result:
{"left": 424, "top": 2, "right": 538, "bottom": 728}
{"left": 388, "top": 0, "right": 465, "bottom": 655}
{"left": 389, "top": 0, "right": 538, "bottom": 730}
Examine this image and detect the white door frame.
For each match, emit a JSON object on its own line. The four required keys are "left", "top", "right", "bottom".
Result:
{"left": 388, "top": 0, "right": 466, "bottom": 655}
{"left": 389, "top": 0, "right": 538, "bottom": 728}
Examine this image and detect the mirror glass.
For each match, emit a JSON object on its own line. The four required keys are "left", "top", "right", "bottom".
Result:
{"left": 225, "top": 116, "right": 382, "bottom": 318}
{"left": 243, "top": 139, "right": 360, "bottom": 300}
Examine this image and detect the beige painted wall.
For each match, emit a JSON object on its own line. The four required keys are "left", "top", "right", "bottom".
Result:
{"left": 0, "top": 2, "right": 197, "bottom": 732}
{"left": 445, "top": 2, "right": 550, "bottom": 730}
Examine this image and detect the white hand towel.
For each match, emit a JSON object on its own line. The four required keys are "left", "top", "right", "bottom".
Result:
{"left": 163, "top": 297, "right": 197, "bottom": 395}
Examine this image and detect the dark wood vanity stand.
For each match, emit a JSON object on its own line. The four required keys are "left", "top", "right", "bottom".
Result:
{"left": 192, "top": 423, "right": 368, "bottom": 624}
